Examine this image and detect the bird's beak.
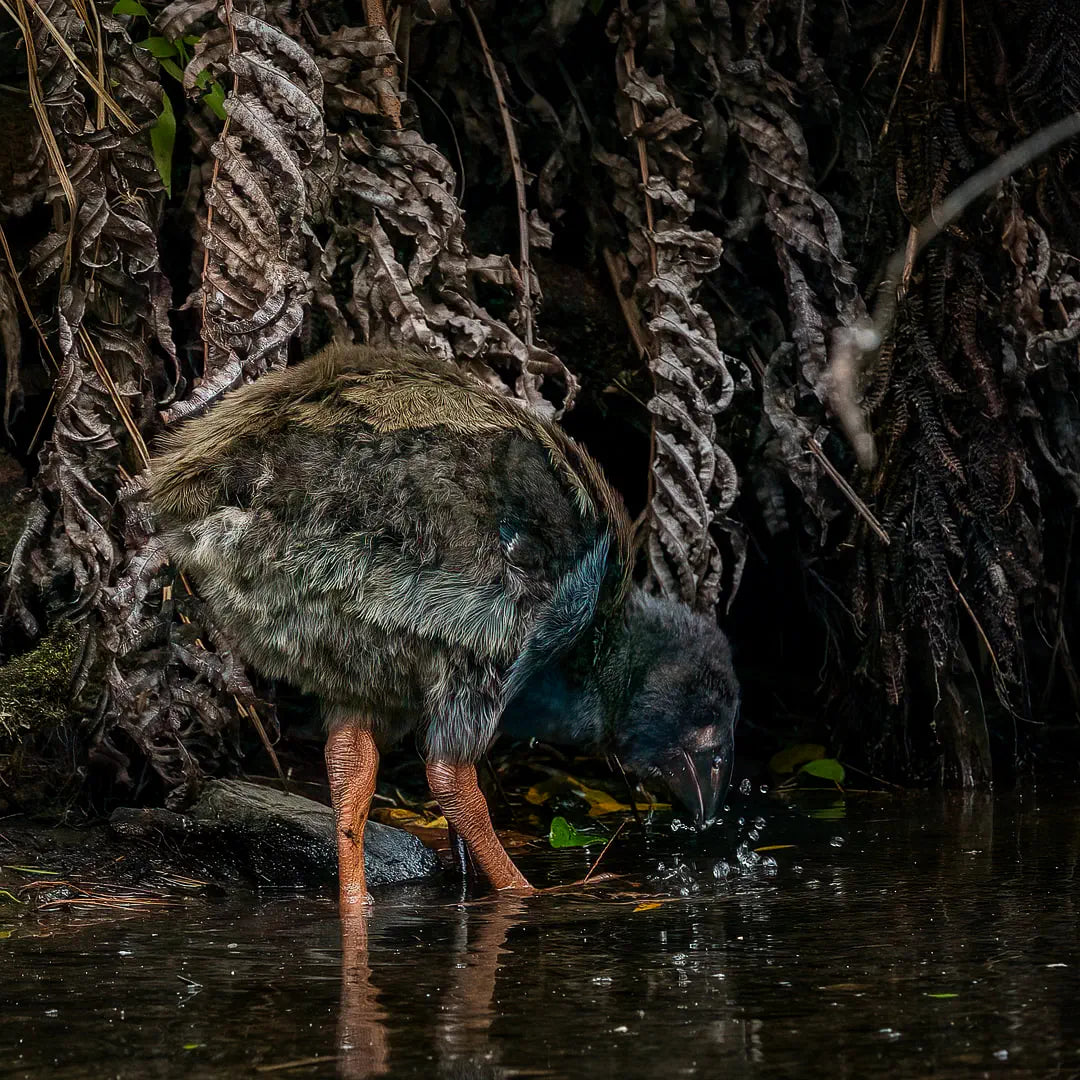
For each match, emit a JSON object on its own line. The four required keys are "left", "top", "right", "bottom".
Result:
{"left": 661, "top": 747, "right": 733, "bottom": 831}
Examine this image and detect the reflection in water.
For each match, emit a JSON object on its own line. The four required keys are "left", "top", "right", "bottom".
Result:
{"left": 3, "top": 792, "right": 1080, "bottom": 1079}
{"left": 338, "top": 917, "right": 389, "bottom": 1079}
{"left": 338, "top": 898, "right": 526, "bottom": 1079}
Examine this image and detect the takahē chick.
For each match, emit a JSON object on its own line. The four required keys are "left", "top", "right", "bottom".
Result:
{"left": 150, "top": 345, "right": 739, "bottom": 908}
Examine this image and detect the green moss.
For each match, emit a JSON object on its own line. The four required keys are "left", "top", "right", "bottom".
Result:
{"left": 0, "top": 622, "right": 82, "bottom": 748}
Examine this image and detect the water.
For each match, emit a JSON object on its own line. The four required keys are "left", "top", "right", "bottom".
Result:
{"left": 2, "top": 790, "right": 1078, "bottom": 1079}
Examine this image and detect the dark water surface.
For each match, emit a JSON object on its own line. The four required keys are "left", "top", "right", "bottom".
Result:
{"left": 3, "top": 790, "right": 1079, "bottom": 1079}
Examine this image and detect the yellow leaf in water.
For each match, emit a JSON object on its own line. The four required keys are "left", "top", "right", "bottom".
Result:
{"left": 371, "top": 807, "right": 448, "bottom": 829}
{"left": 753, "top": 844, "right": 796, "bottom": 853}
{"left": 526, "top": 772, "right": 669, "bottom": 815}
{"left": 633, "top": 902, "right": 662, "bottom": 912}
{"left": 769, "top": 744, "right": 826, "bottom": 775}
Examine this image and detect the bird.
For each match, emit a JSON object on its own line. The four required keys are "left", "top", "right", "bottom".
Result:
{"left": 149, "top": 344, "right": 739, "bottom": 909}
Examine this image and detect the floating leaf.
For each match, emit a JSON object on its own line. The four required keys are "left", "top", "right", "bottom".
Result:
{"left": 926, "top": 992, "right": 959, "bottom": 999}
{"left": 150, "top": 90, "right": 176, "bottom": 197}
{"left": 753, "top": 844, "right": 796, "bottom": 853}
{"left": 371, "top": 807, "right": 447, "bottom": 829}
{"left": 137, "top": 36, "right": 179, "bottom": 58}
{"left": 549, "top": 816, "right": 606, "bottom": 848}
{"left": 111, "top": 0, "right": 148, "bottom": 14}
{"left": 633, "top": 901, "right": 662, "bottom": 912}
{"left": 799, "top": 758, "right": 846, "bottom": 783}
{"left": 770, "top": 743, "right": 827, "bottom": 775}
{"left": 527, "top": 773, "right": 667, "bottom": 817}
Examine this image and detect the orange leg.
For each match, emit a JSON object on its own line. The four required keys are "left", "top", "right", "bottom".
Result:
{"left": 426, "top": 761, "right": 530, "bottom": 891}
{"left": 326, "top": 720, "right": 380, "bottom": 911}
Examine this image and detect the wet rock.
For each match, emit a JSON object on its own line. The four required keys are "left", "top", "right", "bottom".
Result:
{"left": 109, "top": 779, "right": 438, "bottom": 888}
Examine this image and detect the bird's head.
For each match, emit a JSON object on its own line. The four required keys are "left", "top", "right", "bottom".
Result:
{"left": 613, "top": 592, "right": 739, "bottom": 830}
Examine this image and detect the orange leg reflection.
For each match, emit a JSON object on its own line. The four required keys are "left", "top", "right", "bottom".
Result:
{"left": 436, "top": 897, "right": 526, "bottom": 1070}
{"left": 337, "top": 916, "right": 389, "bottom": 1079}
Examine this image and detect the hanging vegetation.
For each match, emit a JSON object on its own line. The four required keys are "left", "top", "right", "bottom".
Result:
{"left": 1, "top": 0, "right": 1078, "bottom": 809}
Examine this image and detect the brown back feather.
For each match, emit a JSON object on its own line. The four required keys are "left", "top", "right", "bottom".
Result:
{"left": 149, "top": 344, "right": 634, "bottom": 598}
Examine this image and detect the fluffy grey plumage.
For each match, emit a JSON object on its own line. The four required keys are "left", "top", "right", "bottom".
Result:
{"left": 150, "top": 345, "right": 632, "bottom": 763}
{"left": 150, "top": 344, "right": 738, "bottom": 824}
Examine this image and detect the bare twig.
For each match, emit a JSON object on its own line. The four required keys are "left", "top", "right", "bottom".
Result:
{"left": 464, "top": 1, "right": 534, "bottom": 347}
{"left": 806, "top": 436, "right": 890, "bottom": 545}
{"left": 362, "top": 0, "right": 402, "bottom": 128}
{"left": 602, "top": 247, "right": 650, "bottom": 360}
{"left": 0, "top": 222, "right": 57, "bottom": 371}
{"left": 583, "top": 820, "right": 627, "bottom": 884}
{"left": 829, "top": 110, "right": 1080, "bottom": 469}
{"left": 612, "top": 754, "right": 645, "bottom": 830}
{"left": 198, "top": 0, "right": 239, "bottom": 370}
{"left": 946, "top": 569, "right": 1001, "bottom": 677}
{"left": 618, "top": 0, "right": 657, "bottom": 278}
{"left": 11, "top": 0, "right": 136, "bottom": 132}
{"left": 8, "top": 0, "right": 78, "bottom": 285}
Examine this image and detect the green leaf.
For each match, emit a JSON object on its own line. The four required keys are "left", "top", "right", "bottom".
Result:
{"left": 549, "top": 815, "right": 606, "bottom": 849}
{"left": 159, "top": 57, "right": 185, "bottom": 82}
{"left": 808, "top": 800, "right": 847, "bottom": 821}
{"left": 926, "top": 992, "right": 959, "bottom": 999}
{"left": 203, "top": 80, "right": 226, "bottom": 120}
{"left": 150, "top": 90, "right": 176, "bottom": 197}
{"left": 182, "top": 34, "right": 201, "bottom": 45}
{"left": 137, "top": 36, "right": 179, "bottom": 58}
{"left": 194, "top": 69, "right": 211, "bottom": 90}
{"left": 770, "top": 743, "right": 827, "bottom": 775}
{"left": 799, "top": 758, "right": 846, "bottom": 783}
{"left": 112, "top": 0, "right": 149, "bottom": 15}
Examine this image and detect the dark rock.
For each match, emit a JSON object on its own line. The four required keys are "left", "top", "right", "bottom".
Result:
{"left": 109, "top": 779, "right": 438, "bottom": 888}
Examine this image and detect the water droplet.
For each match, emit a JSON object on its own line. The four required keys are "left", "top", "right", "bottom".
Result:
{"left": 735, "top": 843, "right": 761, "bottom": 870}
{"left": 759, "top": 784, "right": 769, "bottom": 794}
{"left": 829, "top": 836, "right": 845, "bottom": 848}
{"left": 761, "top": 856, "right": 779, "bottom": 877}
{"left": 739, "top": 778, "right": 752, "bottom": 795}
{"left": 993, "top": 1050, "right": 1008, "bottom": 1061}
{"left": 712, "top": 860, "right": 731, "bottom": 879}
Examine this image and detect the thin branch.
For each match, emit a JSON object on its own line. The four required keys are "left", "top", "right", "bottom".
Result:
{"left": 806, "top": 435, "right": 890, "bottom": 545}
{"left": 7, "top": 0, "right": 78, "bottom": 285}
{"left": 362, "top": 0, "right": 402, "bottom": 128}
{"left": 830, "top": 110, "right": 1080, "bottom": 469}
{"left": 583, "top": 820, "right": 627, "bottom": 884}
{"left": 0, "top": 222, "right": 57, "bottom": 371}
{"left": 463, "top": 1, "right": 534, "bottom": 347}
{"left": 16, "top": 0, "right": 136, "bottom": 131}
